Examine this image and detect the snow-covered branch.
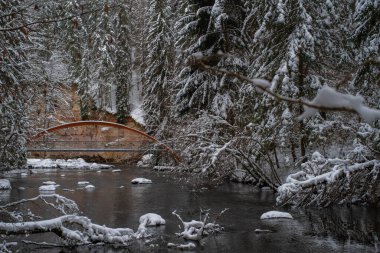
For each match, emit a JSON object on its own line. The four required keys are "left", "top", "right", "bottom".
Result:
{"left": 0, "top": 194, "right": 79, "bottom": 216}
{"left": 194, "top": 58, "right": 380, "bottom": 124}
{"left": 172, "top": 209, "right": 225, "bottom": 241}
{"left": 0, "top": 215, "right": 134, "bottom": 246}
{"left": 277, "top": 151, "right": 380, "bottom": 207}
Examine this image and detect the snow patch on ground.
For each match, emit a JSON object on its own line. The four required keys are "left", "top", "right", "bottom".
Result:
{"left": 137, "top": 154, "right": 154, "bottom": 167}
{"left": 0, "top": 179, "right": 11, "bottom": 190}
{"left": 131, "top": 107, "right": 145, "bottom": 126}
{"left": 260, "top": 211, "right": 293, "bottom": 220}
{"left": 27, "top": 158, "right": 112, "bottom": 170}
{"left": 131, "top": 178, "right": 152, "bottom": 184}
{"left": 85, "top": 184, "right": 95, "bottom": 189}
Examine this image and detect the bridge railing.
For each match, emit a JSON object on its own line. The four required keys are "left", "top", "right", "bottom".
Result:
{"left": 27, "top": 140, "right": 154, "bottom": 152}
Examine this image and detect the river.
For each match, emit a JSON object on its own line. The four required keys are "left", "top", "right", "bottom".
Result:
{"left": 1, "top": 166, "right": 379, "bottom": 252}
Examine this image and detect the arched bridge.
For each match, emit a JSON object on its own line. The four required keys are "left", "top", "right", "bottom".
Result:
{"left": 27, "top": 121, "right": 181, "bottom": 163}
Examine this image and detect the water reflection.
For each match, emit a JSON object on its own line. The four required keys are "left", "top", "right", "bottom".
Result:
{"left": 302, "top": 206, "right": 380, "bottom": 246}
{"left": 1, "top": 167, "right": 379, "bottom": 253}
{"left": 0, "top": 190, "right": 10, "bottom": 202}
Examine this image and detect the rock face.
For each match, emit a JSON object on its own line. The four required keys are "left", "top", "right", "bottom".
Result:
{"left": 0, "top": 179, "right": 11, "bottom": 190}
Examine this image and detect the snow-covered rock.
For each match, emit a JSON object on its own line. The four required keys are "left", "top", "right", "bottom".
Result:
{"left": 260, "top": 211, "right": 293, "bottom": 220}
{"left": 85, "top": 184, "right": 95, "bottom": 189}
{"left": 112, "top": 169, "right": 121, "bottom": 173}
{"left": 39, "top": 184, "right": 59, "bottom": 191}
{"left": 131, "top": 178, "right": 152, "bottom": 184}
{"left": 0, "top": 179, "right": 11, "bottom": 190}
{"left": 135, "top": 213, "right": 165, "bottom": 238}
{"left": 139, "top": 213, "right": 166, "bottom": 227}
{"left": 43, "top": 181, "right": 56, "bottom": 185}
{"left": 168, "top": 242, "right": 196, "bottom": 250}
{"left": 27, "top": 158, "right": 112, "bottom": 170}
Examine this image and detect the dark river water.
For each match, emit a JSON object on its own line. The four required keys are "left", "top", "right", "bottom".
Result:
{"left": 1, "top": 166, "right": 379, "bottom": 252}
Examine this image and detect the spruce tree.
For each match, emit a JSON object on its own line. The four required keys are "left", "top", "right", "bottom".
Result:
{"left": 115, "top": 4, "right": 132, "bottom": 124}
{"left": 352, "top": 0, "right": 380, "bottom": 108}
{"left": 0, "top": 0, "right": 29, "bottom": 170}
{"left": 246, "top": 0, "right": 345, "bottom": 159}
{"left": 174, "top": 0, "right": 246, "bottom": 121}
{"left": 142, "top": 0, "right": 174, "bottom": 129}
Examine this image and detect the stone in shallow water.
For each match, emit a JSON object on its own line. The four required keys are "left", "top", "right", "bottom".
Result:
{"left": 0, "top": 179, "right": 11, "bottom": 190}
{"left": 260, "top": 211, "right": 293, "bottom": 220}
{"left": 43, "top": 181, "right": 56, "bottom": 185}
{"left": 39, "top": 184, "right": 58, "bottom": 191}
{"left": 254, "top": 229, "right": 273, "bottom": 233}
{"left": 131, "top": 178, "right": 152, "bottom": 184}
{"left": 85, "top": 184, "right": 95, "bottom": 189}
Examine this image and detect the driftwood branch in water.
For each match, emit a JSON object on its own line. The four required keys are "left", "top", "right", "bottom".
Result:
{"left": 0, "top": 215, "right": 134, "bottom": 245}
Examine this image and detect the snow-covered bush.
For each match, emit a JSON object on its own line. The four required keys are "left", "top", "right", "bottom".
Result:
{"left": 277, "top": 137, "right": 380, "bottom": 206}
{"left": 168, "top": 112, "right": 281, "bottom": 190}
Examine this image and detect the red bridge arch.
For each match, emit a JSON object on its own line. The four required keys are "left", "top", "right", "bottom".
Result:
{"left": 30, "top": 121, "right": 181, "bottom": 163}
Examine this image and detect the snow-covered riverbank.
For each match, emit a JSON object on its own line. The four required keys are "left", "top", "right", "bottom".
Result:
{"left": 27, "top": 158, "right": 113, "bottom": 170}
{"left": 0, "top": 159, "right": 113, "bottom": 177}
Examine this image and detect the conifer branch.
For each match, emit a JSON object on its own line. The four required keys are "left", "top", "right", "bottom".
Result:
{"left": 192, "top": 57, "right": 360, "bottom": 115}
{"left": 0, "top": 5, "right": 120, "bottom": 32}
